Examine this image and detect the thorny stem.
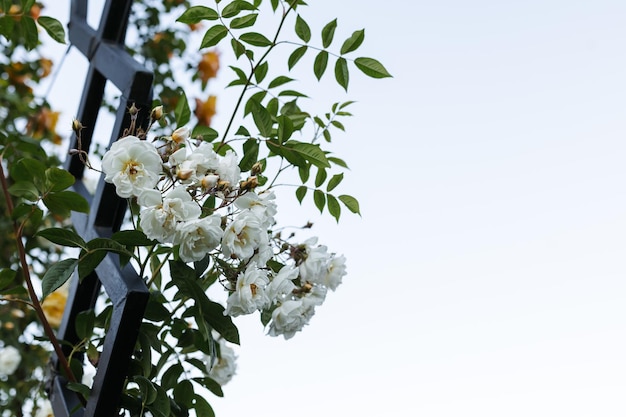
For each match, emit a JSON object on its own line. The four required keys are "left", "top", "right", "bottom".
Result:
{"left": 219, "top": 0, "right": 300, "bottom": 147}
{"left": 0, "top": 156, "right": 87, "bottom": 407}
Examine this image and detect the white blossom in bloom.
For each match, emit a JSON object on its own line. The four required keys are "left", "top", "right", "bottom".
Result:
{"left": 35, "top": 399, "right": 53, "bottom": 417}
{"left": 298, "top": 237, "right": 330, "bottom": 284}
{"left": 0, "top": 345, "right": 21, "bottom": 376}
{"left": 225, "top": 263, "right": 270, "bottom": 316}
{"left": 250, "top": 231, "right": 273, "bottom": 267}
{"left": 235, "top": 191, "right": 277, "bottom": 228}
{"left": 175, "top": 214, "right": 222, "bottom": 262}
{"left": 267, "top": 298, "right": 315, "bottom": 340}
{"left": 221, "top": 211, "right": 263, "bottom": 260}
{"left": 302, "top": 283, "right": 328, "bottom": 306}
{"left": 324, "top": 255, "right": 347, "bottom": 291}
{"left": 216, "top": 150, "right": 240, "bottom": 186}
{"left": 266, "top": 265, "right": 298, "bottom": 302}
{"left": 171, "top": 126, "right": 190, "bottom": 144}
{"left": 194, "top": 142, "right": 220, "bottom": 174}
{"left": 139, "top": 187, "right": 201, "bottom": 243}
{"left": 101, "top": 135, "right": 162, "bottom": 198}
{"left": 206, "top": 339, "right": 237, "bottom": 386}
{"left": 170, "top": 143, "right": 219, "bottom": 184}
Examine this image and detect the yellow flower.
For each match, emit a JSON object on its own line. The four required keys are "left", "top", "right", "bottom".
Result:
{"left": 195, "top": 96, "right": 217, "bottom": 127}
{"left": 42, "top": 285, "right": 68, "bottom": 328}
{"left": 198, "top": 51, "right": 220, "bottom": 85}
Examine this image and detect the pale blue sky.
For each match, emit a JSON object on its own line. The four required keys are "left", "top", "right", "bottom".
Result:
{"left": 44, "top": 1, "right": 626, "bottom": 416}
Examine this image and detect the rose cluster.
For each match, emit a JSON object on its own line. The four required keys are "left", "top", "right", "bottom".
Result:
{"left": 100, "top": 127, "right": 347, "bottom": 343}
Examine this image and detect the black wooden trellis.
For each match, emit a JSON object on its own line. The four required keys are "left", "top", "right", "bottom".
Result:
{"left": 49, "top": 1, "right": 153, "bottom": 416}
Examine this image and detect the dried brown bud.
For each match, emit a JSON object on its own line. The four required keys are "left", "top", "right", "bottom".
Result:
{"left": 128, "top": 103, "right": 139, "bottom": 117}
{"left": 240, "top": 176, "right": 258, "bottom": 191}
{"left": 72, "top": 119, "right": 83, "bottom": 134}
{"left": 251, "top": 161, "right": 263, "bottom": 176}
{"left": 151, "top": 105, "right": 164, "bottom": 121}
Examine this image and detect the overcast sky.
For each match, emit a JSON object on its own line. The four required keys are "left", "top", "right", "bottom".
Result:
{"left": 44, "top": 1, "right": 626, "bottom": 416}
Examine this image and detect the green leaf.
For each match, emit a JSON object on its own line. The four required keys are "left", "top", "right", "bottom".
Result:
{"left": 354, "top": 57, "right": 392, "bottom": 79}
{"left": 313, "top": 189, "right": 325, "bottom": 213}
{"left": 321, "top": 19, "right": 337, "bottom": 48}
{"left": 249, "top": 100, "right": 273, "bottom": 137}
{"left": 41, "top": 258, "right": 78, "bottom": 301}
{"left": 192, "top": 376, "right": 224, "bottom": 397}
{"left": 298, "top": 164, "right": 310, "bottom": 183}
{"left": 340, "top": 29, "right": 365, "bottom": 54}
{"left": 230, "top": 13, "right": 258, "bottom": 29}
{"left": 192, "top": 125, "right": 219, "bottom": 142}
{"left": 334, "top": 57, "right": 349, "bottom": 91}
{"left": 277, "top": 90, "right": 308, "bottom": 98}
{"left": 326, "top": 173, "right": 344, "bottom": 192}
{"left": 161, "top": 363, "right": 183, "bottom": 390}
{"left": 10, "top": 158, "right": 45, "bottom": 189}
{"left": 170, "top": 261, "right": 240, "bottom": 344}
{"left": 288, "top": 45, "right": 307, "bottom": 70}
{"left": 66, "top": 382, "right": 90, "bottom": 399}
{"left": 201, "top": 25, "right": 228, "bottom": 48}
{"left": 254, "top": 61, "right": 268, "bottom": 83}
{"left": 37, "top": 16, "right": 66, "bottom": 44}
{"left": 174, "top": 380, "right": 195, "bottom": 408}
{"left": 45, "top": 167, "right": 75, "bottom": 192}
{"left": 43, "top": 191, "right": 89, "bottom": 216}
{"left": 277, "top": 115, "right": 294, "bottom": 144}
{"left": 36, "top": 228, "right": 86, "bottom": 248}
{"left": 339, "top": 194, "right": 361, "bottom": 215}
{"left": 239, "top": 139, "right": 259, "bottom": 171}
{"left": 111, "top": 230, "right": 156, "bottom": 246}
{"left": 175, "top": 90, "right": 191, "bottom": 127}
{"left": 268, "top": 76, "right": 295, "bottom": 89}
{"left": 314, "top": 50, "right": 329, "bottom": 81}
{"left": 295, "top": 186, "right": 307, "bottom": 204}
{"left": 77, "top": 251, "right": 106, "bottom": 280}
{"left": 176, "top": 6, "right": 219, "bottom": 24}
{"left": 327, "top": 194, "right": 341, "bottom": 222}
{"left": 194, "top": 395, "right": 216, "bottom": 417}
{"left": 0, "top": 269, "right": 16, "bottom": 291}
{"left": 86, "top": 237, "right": 135, "bottom": 256}
{"left": 22, "top": 16, "right": 38, "bottom": 50}
{"left": 315, "top": 168, "right": 327, "bottom": 188}
{"left": 75, "top": 309, "right": 95, "bottom": 340}
{"left": 290, "top": 142, "right": 330, "bottom": 168}
{"left": 239, "top": 32, "right": 272, "bottom": 47}
{"left": 328, "top": 156, "right": 349, "bottom": 168}
{"left": 295, "top": 14, "right": 311, "bottom": 42}
{"left": 222, "top": 0, "right": 256, "bottom": 18}
{"left": 231, "top": 38, "right": 246, "bottom": 58}
{"left": 8, "top": 181, "right": 39, "bottom": 201}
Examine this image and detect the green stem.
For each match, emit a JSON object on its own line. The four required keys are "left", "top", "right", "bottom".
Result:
{"left": 219, "top": 0, "right": 300, "bottom": 147}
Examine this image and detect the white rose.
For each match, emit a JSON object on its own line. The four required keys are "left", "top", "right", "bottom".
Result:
{"left": 235, "top": 191, "right": 277, "bottom": 228}
{"left": 324, "top": 254, "right": 346, "bottom": 291}
{"left": 139, "top": 187, "right": 201, "bottom": 243}
{"left": 0, "top": 345, "right": 21, "bottom": 376}
{"left": 175, "top": 215, "right": 222, "bottom": 262}
{"left": 266, "top": 265, "right": 298, "bottom": 302}
{"left": 225, "top": 263, "right": 270, "bottom": 317}
{"left": 221, "top": 211, "right": 263, "bottom": 260}
{"left": 206, "top": 339, "right": 236, "bottom": 386}
{"left": 267, "top": 299, "right": 314, "bottom": 340}
{"left": 35, "top": 399, "right": 53, "bottom": 417}
{"left": 216, "top": 150, "right": 240, "bottom": 186}
{"left": 298, "top": 238, "right": 330, "bottom": 284}
{"left": 101, "top": 135, "right": 162, "bottom": 198}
